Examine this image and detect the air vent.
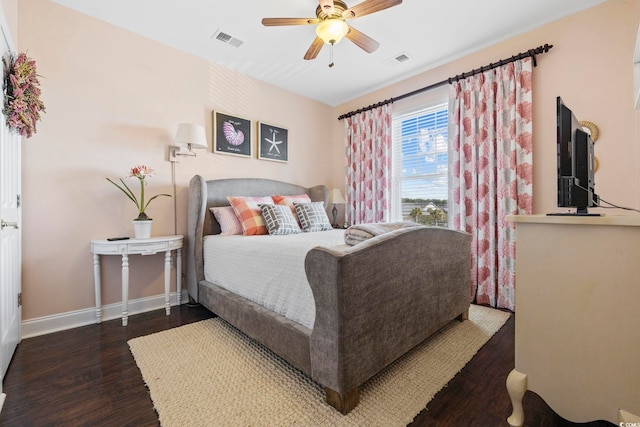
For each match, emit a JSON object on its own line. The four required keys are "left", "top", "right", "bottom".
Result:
{"left": 212, "top": 30, "right": 244, "bottom": 48}
{"left": 394, "top": 53, "right": 411, "bottom": 63}
{"left": 383, "top": 52, "right": 412, "bottom": 66}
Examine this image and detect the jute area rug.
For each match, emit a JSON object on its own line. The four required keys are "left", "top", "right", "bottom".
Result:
{"left": 128, "top": 305, "right": 509, "bottom": 427}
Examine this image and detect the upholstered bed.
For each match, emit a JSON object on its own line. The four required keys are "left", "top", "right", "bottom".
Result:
{"left": 186, "top": 175, "right": 471, "bottom": 414}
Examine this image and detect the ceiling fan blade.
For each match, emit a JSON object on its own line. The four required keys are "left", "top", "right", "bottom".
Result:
{"left": 262, "top": 17, "right": 318, "bottom": 26}
{"left": 345, "top": 25, "right": 380, "bottom": 53}
{"left": 304, "top": 37, "right": 325, "bottom": 60}
{"left": 342, "top": 0, "right": 402, "bottom": 19}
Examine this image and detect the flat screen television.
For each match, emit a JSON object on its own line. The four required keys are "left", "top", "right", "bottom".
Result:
{"left": 553, "top": 96, "right": 600, "bottom": 216}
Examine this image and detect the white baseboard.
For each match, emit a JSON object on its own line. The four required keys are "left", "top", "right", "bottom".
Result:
{"left": 21, "top": 290, "right": 190, "bottom": 339}
{"left": 0, "top": 392, "right": 5, "bottom": 414}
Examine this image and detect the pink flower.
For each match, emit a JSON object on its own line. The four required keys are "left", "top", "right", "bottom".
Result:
{"left": 129, "top": 165, "right": 155, "bottom": 180}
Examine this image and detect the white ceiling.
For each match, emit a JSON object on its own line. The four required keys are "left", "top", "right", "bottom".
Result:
{"left": 51, "top": 0, "right": 606, "bottom": 107}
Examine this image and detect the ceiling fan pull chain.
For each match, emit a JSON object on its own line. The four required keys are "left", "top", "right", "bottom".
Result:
{"left": 329, "top": 41, "right": 335, "bottom": 68}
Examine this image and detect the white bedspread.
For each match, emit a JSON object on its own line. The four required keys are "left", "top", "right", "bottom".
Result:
{"left": 203, "top": 229, "right": 347, "bottom": 329}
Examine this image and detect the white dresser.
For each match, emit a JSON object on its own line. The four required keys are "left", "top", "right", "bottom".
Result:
{"left": 505, "top": 215, "right": 640, "bottom": 426}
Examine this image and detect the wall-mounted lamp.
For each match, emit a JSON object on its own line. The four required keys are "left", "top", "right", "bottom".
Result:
{"left": 168, "top": 123, "right": 207, "bottom": 236}
{"left": 328, "top": 188, "right": 346, "bottom": 228}
{"left": 169, "top": 123, "right": 208, "bottom": 162}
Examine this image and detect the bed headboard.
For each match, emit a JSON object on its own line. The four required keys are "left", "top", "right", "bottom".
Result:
{"left": 186, "top": 175, "right": 329, "bottom": 302}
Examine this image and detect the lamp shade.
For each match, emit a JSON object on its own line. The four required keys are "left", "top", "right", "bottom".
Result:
{"left": 174, "top": 123, "right": 208, "bottom": 149}
{"left": 316, "top": 19, "right": 349, "bottom": 44}
{"left": 328, "top": 188, "right": 346, "bottom": 204}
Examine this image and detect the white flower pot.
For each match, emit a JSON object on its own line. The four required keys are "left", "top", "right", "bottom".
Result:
{"left": 133, "top": 219, "right": 153, "bottom": 239}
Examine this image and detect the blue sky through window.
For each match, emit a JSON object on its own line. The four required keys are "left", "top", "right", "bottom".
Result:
{"left": 398, "top": 105, "right": 448, "bottom": 201}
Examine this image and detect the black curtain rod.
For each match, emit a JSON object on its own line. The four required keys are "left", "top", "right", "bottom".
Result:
{"left": 337, "top": 43, "right": 553, "bottom": 121}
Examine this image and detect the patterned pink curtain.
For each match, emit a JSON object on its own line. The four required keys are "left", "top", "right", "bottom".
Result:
{"left": 449, "top": 58, "right": 533, "bottom": 311}
{"left": 344, "top": 104, "right": 392, "bottom": 225}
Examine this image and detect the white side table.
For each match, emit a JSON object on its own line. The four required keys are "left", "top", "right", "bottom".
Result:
{"left": 91, "top": 235, "right": 183, "bottom": 326}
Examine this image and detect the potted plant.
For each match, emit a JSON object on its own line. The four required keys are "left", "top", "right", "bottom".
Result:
{"left": 107, "top": 165, "right": 171, "bottom": 238}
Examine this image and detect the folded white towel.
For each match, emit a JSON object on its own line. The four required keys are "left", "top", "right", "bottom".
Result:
{"left": 344, "top": 221, "right": 421, "bottom": 246}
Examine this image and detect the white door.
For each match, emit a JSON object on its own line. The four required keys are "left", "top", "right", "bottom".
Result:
{"left": 0, "top": 114, "right": 21, "bottom": 380}
{"left": 0, "top": 20, "right": 21, "bottom": 385}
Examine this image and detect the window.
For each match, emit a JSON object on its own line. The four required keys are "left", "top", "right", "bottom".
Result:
{"left": 391, "top": 102, "right": 449, "bottom": 226}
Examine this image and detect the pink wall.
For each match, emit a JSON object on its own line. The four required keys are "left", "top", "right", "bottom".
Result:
{"left": 0, "top": 0, "right": 16, "bottom": 44}
{"left": 16, "top": 0, "right": 640, "bottom": 323}
{"left": 333, "top": 0, "right": 640, "bottom": 216}
{"left": 18, "top": 0, "right": 336, "bottom": 320}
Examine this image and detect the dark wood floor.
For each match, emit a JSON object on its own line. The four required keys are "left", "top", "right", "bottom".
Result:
{"left": 0, "top": 305, "right": 614, "bottom": 427}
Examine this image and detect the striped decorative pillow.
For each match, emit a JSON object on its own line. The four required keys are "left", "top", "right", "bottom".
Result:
{"left": 259, "top": 204, "right": 301, "bottom": 235}
{"left": 227, "top": 196, "right": 274, "bottom": 236}
{"left": 210, "top": 206, "right": 242, "bottom": 236}
{"left": 294, "top": 202, "right": 333, "bottom": 232}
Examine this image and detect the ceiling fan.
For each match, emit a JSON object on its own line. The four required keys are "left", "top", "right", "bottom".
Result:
{"left": 262, "top": 0, "right": 403, "bottom": 66}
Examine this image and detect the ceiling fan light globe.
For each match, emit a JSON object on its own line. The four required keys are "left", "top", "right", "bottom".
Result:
{"left": 316, "top": 19, "right": 348, "bottom": 44}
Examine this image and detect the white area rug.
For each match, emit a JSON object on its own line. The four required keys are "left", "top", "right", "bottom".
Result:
{"left": 128, "top": 305, "right": 509, "bottom": 426}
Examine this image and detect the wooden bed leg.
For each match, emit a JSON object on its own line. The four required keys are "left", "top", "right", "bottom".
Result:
{"left": 457, "top": 308, "right": 469, "bottom": 322}
{"left": 325, "top": 387, "right": 359, "bottom": 415}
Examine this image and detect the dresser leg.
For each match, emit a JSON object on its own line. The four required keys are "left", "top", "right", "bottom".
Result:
{"left": 506, "top": 369, "right": 528, "bottom": 427}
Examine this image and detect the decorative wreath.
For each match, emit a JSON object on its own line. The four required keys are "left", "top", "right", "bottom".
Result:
{"left": 579, "top": 120, "right": 599, "bottom": 142}
{"left": 3, "top": 52, "right": 45, "bottom": 138}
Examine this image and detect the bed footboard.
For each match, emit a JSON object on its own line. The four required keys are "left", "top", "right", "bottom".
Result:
{"left": 305, "top": 226, "right": 471, "bottom": 411}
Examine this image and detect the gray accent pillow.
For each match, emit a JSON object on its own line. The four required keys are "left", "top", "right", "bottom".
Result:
{"left": 294, "top": 202, "right": 332, "bottom": 232}
{"left": 260, "top": 204, "right": 301, "bottom": 235}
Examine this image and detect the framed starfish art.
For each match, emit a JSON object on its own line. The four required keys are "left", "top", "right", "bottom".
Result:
{"left": 258, "top": 122, "right": 288, "bottom": 163}
{"left": 213, "top": 111, "right": 252, "bottom": 158}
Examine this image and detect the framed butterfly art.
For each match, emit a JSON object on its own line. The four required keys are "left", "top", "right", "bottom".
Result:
{"left": 213, "top": 111, "right": 252, "bottom": 158}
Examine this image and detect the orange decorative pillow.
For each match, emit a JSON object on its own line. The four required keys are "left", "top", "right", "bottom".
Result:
{"left": 227, "top": 196, "right": 274, "bottom": 236}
